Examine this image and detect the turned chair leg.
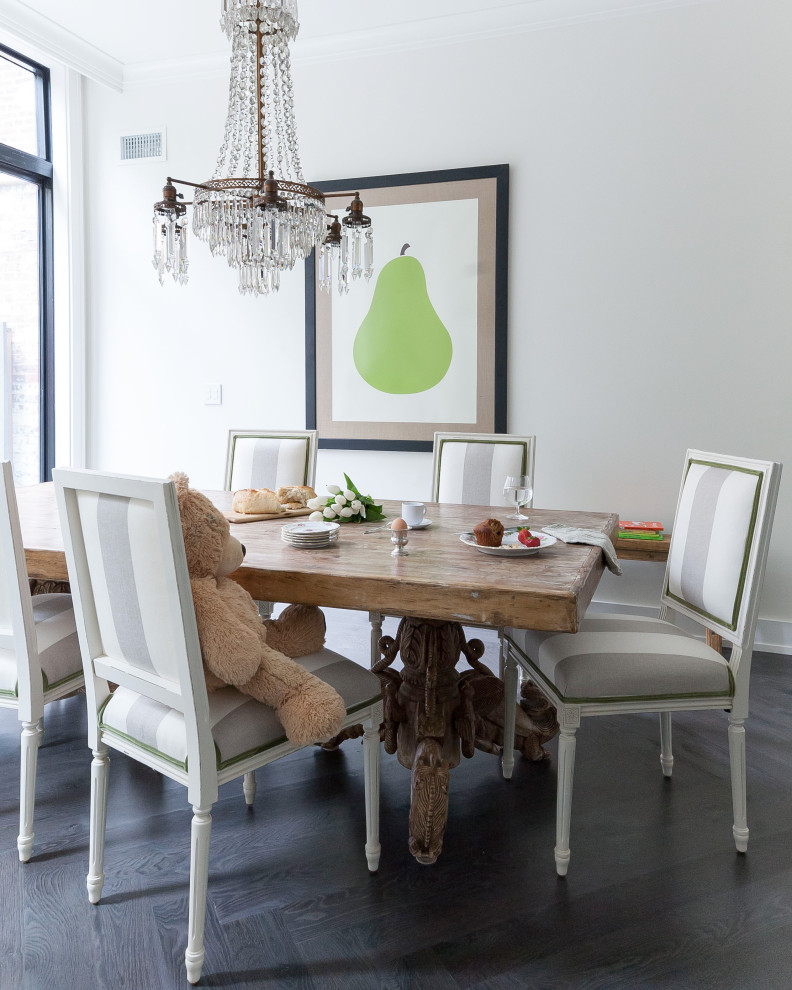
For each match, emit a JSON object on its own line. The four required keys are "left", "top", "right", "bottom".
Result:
{"left": 659, "top": 711, "right": 674, "bottom": 777}
{"left": 501, "top": 647, "right": 519, "bottom": 780}
{"left": 369, "top": 611, "right": 383, "bottom": 669}
{"left": 18, "top": 719, "right": 41, "bottom": 862}
{"left": 363, "top": 715, "right": 381, "bottom": 872}
{"left": 555, "top": 726, "right": 578, "bottom": 876}
{"left": 728, "top": 715, "right": 749, "bottom": 852}
{"left": 185, "top": 805, "right": 213, "bottom": 986}
{"left": 243, "top": 771, "right": 256, "bottom": 806}
{"left": 256, "top": 600, "right": 274, "bottom": 620}
{"left": 87, "top": 746, "right": 110, "bottom": 904}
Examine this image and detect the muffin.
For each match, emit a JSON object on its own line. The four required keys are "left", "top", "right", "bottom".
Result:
{"left": 473, "top": 518, "right": 505, "bottom": 547}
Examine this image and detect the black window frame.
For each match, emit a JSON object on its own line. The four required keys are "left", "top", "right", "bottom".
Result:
{"left": 0, "top": 42, "right": 54, "bottom": 481}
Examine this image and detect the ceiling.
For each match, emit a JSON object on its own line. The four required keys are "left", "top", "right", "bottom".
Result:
{"left": 0, "top": 0, "right": 707, "bottom": 89}
{"left": 7, "top": 0, "right": 538, "bottom": 65}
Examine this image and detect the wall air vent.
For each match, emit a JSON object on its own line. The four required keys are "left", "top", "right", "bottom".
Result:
{"left": 119, "top": 130, "right": 166, "bottom": 164}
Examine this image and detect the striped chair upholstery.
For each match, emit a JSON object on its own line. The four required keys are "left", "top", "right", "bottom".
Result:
{"left": 503, "top": 449, "right": 781, "bottom": 877}
{"left": 431, "top": 432, "right": 536, "bottom": 506}
{"left": 507, "top": 614, "right": 732, "bottom": 705}
{"left": 0, "top": 461, "right": 84, "bottom": 862}
{"left": 0, "top": 595, "right": 81, "bottom": 698}
{"left": 664, "top": 458, "right": 763, "bottom": 636}
{"left": 225, "top": 429, "right": 319, "bottom": 621}
{"left": 225, "top": 429, "right": 317, "bottom": 491}
{"left": 102, "top": 651, "right": 380, "bottom": 772}
{"left": 53, "top": 468, "right": 382, "bottom": 986}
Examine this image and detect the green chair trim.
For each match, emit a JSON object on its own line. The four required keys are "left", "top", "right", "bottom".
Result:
{"left": 663, "top": 459, "right": 763, "bottom": 633}
{"left": 99, "top": 692, "right": 382, "bottom": 774}
{"left": 505, "top": 635, "right": 735, "bottom": 707}
{"left": 228, "top": 434, "right": 311, "bottom": 489}
{"left": 42, "top": 668, "right": 84, "bottom": 693}
{"left": 435, "top": 438, "right": 530, "bottom": 500}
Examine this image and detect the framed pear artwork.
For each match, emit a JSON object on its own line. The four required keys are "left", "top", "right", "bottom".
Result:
{"left": 306, "top": 164, "right": 508, "bottom": 451}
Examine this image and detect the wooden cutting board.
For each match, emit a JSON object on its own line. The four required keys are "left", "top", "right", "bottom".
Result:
{"left": 224, "top": 506, "right": 314, "bottom": 524}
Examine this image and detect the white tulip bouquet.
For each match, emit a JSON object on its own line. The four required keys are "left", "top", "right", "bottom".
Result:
{"left": 307, "top": 474, "right": 385, "bottom": 524}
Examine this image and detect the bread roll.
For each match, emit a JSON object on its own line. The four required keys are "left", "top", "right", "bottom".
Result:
{"left": 232, "top": 488, "right": 282, "bottom": 514}
{"left": 473, "top": 518, "right": 505, "bottom": 547}
{"left": 276, "top": 485, "right": 317, "bottom": 509}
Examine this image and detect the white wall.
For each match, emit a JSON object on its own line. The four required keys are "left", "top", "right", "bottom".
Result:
{"left": 80, "top": 0, "right": 792, "bottom": 644}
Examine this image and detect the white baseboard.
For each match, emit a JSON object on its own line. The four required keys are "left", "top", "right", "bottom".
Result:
{"left": 589, "top": 600, "right": 792, "bottom": 657}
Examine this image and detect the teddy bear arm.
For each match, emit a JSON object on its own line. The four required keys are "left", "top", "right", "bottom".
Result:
{"left": 191, "top": 579, "right": 261, "bottom": 685}
{"left": 261, "top": 603, "right": 326, "bottom": 657}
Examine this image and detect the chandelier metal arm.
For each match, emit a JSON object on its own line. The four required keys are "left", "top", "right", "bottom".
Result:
{"left": 165, "top": 176, "right": 211, "bottom": 191}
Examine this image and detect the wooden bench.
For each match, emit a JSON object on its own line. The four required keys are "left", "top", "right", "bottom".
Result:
{"left": 614, "top": 534, "right": 671, "bottom": 562}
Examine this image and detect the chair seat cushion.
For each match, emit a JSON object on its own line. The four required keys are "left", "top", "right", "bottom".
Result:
{"left": 100, "top": 648, "right": 381, "bottom": 771}
{"left": 505, "top": 613, "right": 732, "bottom": 704}
{"left": 0, "top": 594, "right": 82, "bottom": 699}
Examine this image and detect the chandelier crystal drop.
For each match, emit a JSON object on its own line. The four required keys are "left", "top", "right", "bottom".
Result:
{"left": 151, "top": 0, "right": 373, "bottom": 297}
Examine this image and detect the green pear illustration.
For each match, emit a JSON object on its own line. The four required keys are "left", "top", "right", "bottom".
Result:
{"left": 353, "top": 243, "right": 453, "bottom": 394}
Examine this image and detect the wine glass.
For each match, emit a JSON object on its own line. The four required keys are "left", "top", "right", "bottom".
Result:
{"left": 503, "top": 475, "right": 532, "bottom": 521}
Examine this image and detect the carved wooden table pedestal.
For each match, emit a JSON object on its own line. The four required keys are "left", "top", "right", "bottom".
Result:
{"left": 375, "top": 617, "right": 559, "bottom": 865}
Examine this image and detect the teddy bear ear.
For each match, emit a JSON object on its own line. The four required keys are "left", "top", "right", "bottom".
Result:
{"left": 169, "top": 471, "right": 190, "bottom": 491}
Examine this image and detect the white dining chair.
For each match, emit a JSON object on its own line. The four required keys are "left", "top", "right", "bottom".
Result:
{"left": 430, "top": 431, "right": 536, "bottom": 506}
{"left": 0, "top": 460, "right": 84, "bottom": 862}
{"left": 225, "top": 428, "right": 318, "bottom": 492}
{"left": 502, "top": 450, "right": 781, "bottom": 875}
{"left": 53, "top": 467, "right": 382, "bottom": 986}
{"left": 369, "top": 431, "right": 537, "bottom": 701}
{"left": 225, "top": 429, "right": 318, "bottom": 620}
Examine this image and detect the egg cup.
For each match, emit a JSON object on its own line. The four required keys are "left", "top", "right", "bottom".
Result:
{"left": 390, "top": 530, "right": 409, "bottom": 557}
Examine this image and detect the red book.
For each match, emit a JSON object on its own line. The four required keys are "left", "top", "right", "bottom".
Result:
{"left": 619, "top": 520, "right": 663, "bottom": 532}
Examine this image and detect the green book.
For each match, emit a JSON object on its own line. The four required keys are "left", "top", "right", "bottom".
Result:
{"left": 618, "top": 530, "right": 664, "bottom": 540}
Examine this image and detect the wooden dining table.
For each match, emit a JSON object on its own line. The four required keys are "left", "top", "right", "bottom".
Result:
{"left": 18, "top": 483, "right": 618, "bottom": 864}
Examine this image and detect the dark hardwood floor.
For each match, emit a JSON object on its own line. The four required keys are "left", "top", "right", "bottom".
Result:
{"left": 2, "top": 610, "right": 791, "bottom": 989}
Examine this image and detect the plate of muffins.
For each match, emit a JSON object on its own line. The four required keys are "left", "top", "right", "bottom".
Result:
{"left": 460, "top": 518, "right": 557, "bottom": 557}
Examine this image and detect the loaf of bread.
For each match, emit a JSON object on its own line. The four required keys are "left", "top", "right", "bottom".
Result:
{"left": 232, "top": 488, "right": 282, "bottom": 514}
{"left": 276, "top": 485, "right": 317, "bottom": 509}
{"left": 473, "top": 518, "right": 505, "bottom": 547}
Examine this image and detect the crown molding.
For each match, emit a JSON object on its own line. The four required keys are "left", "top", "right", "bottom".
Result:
{"left": 2, "top": 0, "right": 716, "bottom": 91}
{"left": 292, "top": 0, "right": 718, "bottom": 66}
{"left": 0, "top": 1, "right": 123, "bottom": 90}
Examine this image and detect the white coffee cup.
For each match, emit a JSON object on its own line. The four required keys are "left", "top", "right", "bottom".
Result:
{"left": 402, "top": 501, "right": 427, "bottom": 527}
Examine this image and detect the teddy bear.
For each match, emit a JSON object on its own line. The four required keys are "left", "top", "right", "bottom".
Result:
{"left": 170, "top": 472, "right": 347, "bottom": 747}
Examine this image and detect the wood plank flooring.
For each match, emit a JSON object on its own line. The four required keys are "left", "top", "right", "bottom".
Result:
{"left": 1, "top": 610, "right": 791, "bottom": 989}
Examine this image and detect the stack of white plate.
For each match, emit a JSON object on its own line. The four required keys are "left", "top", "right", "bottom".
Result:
{"left": 281, "top": 520, "right": 340, "bottom": 549}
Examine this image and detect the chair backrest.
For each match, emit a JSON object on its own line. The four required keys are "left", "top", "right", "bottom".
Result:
{"left": 661, "top": 450, "right": 781, "bottom": 650}
{"left": 53, "top": 468, "right": 216, "bottom": 791}
{"left": 225, "top": 429, "right": 318, "bottom": 491}
{"left": 431, "top": 432, "right": 536, "bottom": 506}
{"left": 0, "top": 461, "right": 41, "bottom": 717}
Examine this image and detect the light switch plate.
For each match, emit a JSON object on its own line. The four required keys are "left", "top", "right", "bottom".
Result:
{"left": 203, "top": 384, "right": 222, "bottom": 405}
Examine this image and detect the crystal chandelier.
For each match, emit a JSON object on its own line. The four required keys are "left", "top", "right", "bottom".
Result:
{"left": 152, "top": 0, "right": 373, "bottom": 296}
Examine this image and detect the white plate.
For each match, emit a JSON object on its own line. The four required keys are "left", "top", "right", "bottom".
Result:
{"left": 281, "top": 533, "right": 338, "bottom": 549}
{"left": 408, "top": 518, "right": 432, "bottom": 530}
{"left": 282, "top": 532, "right": 338, "bottom": 543}
{"left": 282, "top": 521, "right": 340, "bottom": 536}
{"left": 459, "top": 529, "right": 557, "bottom": 557}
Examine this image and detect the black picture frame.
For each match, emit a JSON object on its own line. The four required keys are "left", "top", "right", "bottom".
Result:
{"left": 305, "top": 163, "right": 509, "bottom": 452}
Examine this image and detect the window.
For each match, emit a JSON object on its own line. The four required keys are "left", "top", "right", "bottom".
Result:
{"left": 0, "top": 43, "right": 54, "bottom": 484}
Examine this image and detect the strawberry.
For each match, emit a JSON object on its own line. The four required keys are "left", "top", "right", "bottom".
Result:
{"left": 518, "top": 528, "right": 541, "bottom": 548}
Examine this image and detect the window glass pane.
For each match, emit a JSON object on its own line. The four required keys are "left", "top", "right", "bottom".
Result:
{"left": 0, "top": 55, "right": 38, "bottom": 156}
{"left": 0, "top": 173, "right": 40, "bottom": 484}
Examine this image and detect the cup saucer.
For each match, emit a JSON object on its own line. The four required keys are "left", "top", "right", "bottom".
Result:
{"left": 408, "top": 518, "right": 432, "bottom": 530}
